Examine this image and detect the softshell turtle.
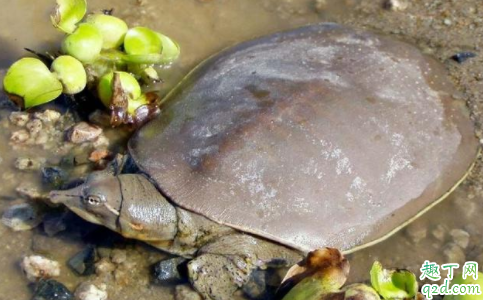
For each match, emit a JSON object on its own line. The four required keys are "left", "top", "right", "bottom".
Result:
{"left": 51, "top": 23, "right": 479, "bottom": 299}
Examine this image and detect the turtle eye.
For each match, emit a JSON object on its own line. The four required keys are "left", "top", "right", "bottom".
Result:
{"left": 85, "top": 195, "right": 104, "bottom": 206}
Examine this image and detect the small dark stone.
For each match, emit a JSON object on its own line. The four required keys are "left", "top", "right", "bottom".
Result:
{"left": 67, "top": 246, "right": 98, "bottom": 276}
{"left": 152, "top": 257, "right": 188, "bottom": 284}
{"left": 32, "top": 279, "right": 74, "bottom": 300}
{"left": 242, "top": 270, "right": 267, "bottom": 300}
{"left": 451, "top": 52, "right": 477, "bottom": 63}
{"left": 243, "top": 268, "right": 282, "bottom": 300}
{"left": 42, "top": 211, "right": 68, "bottom": 237}
{"left": 41, "top": 167, "right": 67, "bottom": 188}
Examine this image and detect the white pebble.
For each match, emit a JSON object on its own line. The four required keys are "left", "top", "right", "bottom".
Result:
{"left": 450, "top": 229, "right": 470, "bottom": 249}
{"left": 68, "top": 122, "right": 103, "bottom": 144}
{"left": 384, "top": 0, "right": 408, "bottom": 11}
{"left": 74, "top": 282, "right": 108, "bottom": 300}
{"left": 21, "top": 255, "right": 60, "bottom": 282}
{"left": 34, "top": 110, "right": 61, "bottom": 123}
{"left": 10, "top": 130, "right": 30, "bottom": 144}
{"left": 9, "top": 112, "right": 30, "bottom": 127}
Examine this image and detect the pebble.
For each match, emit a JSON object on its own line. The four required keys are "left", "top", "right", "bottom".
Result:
{"left": 68, "top": 122, "right": 103, "bottom": 144}
{"left": 26, "top": 119, "right": 43, "bottom": 135}
{"left": 41, "top": 167, "right": 67, "bottom": 188}
{"left": 443, "top": 243, "right": 466, "bottom": 265}
{"left": 451, "top": 52, "right": 477, "bottom": 64}
{"left": 314, "top": 0, "right": 327, "bottom": 13}
{"left": 111, "top": 249, "right": 127, "bottom": 265}
{"left": 68, "top": 246, "right": 98, "bottom": 276}
{"left": 449, "top": 229, "right": 470, "bottom": 249}
{"left": 405, "top": 222, "right": 427, "bottom": 243}
{"left": 32, "top": 279, "right": 74, "bottom": 300}
{"left": 10, "top": 129, "right": 30, "bottom": 143}
{"left": 153, "top": 257, "right": 187, "bottom": 284}
{"left": 43, "top": 211, "right": 68, "bottom": 236}
{"left": 21, "top": 255, "right": 61, "bottom": 282}
{"left": 89, "top": 149, "right": 111, "bottom": 163}
{"left": 383, "top": 0, "right": 408, "bottom": 11}
{"left": 431, "top": 224, "right": 447, "bottom": 242}
{"left": 74, "top": 282, "right": 108, "bottom": 300}
{"left": 92, "top": 134, "right": 109, "bottom": 148}
{"left": 9, "top": 111, "right": 30, "bottom": 127}
{"left": 34, "top": 110, "right": 61, "bottom": 124}
{"left": 88, "top": 110, "right": 111, "bottom": 127}
{"left": 95, "top": 258, "right": 116, "bottom": 276}
{"left": 14, "top": 157, "right": 46, "bottom": 170}
{"left": 242, "top": 269, "right": 268, "bottom": 299}
{"left": 175, "top": 285, "right": 202, "bottom": 300}
{"left": 1, "top": 202, "right": 44, "bottom": 231}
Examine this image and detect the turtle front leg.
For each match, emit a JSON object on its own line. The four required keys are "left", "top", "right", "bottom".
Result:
{"left": 188, "top": 234, "right": 303, "bottom": 300}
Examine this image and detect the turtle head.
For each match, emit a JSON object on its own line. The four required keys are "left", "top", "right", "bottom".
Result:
{"left": 51, "top": 172, "right": 178, "bottom": 246}
{"left": 50, "top": 172, "right": 122, "bottom": 231}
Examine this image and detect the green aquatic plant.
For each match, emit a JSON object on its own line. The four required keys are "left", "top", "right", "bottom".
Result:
{"left": 370, "top": 261, "right": 418, "bottom": 299}
{"left": 97, "top": 71, "right": 141, "bottom": 108}
{"left": 85, "top": 14, "right": 128, "bottom": 49}
{"left": 51, "top": 0, "right": 87, "bottom": 34}
{"left": 124, "top": 27, "right": 162, "bottom": 55}
{"left": 4, "top": 0, "right": 180, "bottom": 126}
{"left": 51, "top": 55, "right": 87, "bottom": 94}
{"left": 3, "top": 58, "right": 63, "bottom": 108}
{"left": 280, "top": 252, "right": 423, "bottom": 300}
{"left": 62, "top": 23, "right": 103, "bottom": 63}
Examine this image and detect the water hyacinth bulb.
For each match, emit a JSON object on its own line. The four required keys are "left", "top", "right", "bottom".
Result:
{"left": 3, "top": 58, "right": 63, "bottom": 108}
{"left": 97, "top": 71, "right": 141, "bottom": 108}
{"left": 157, "top": 33, "right": 180, "bottom": 63}
{"left": 50, "top": 55, "right": 87, "bottom": 94}
{"left": 370, "top": 261, "right": 418, "bottom": 300}
{"left": 124, "top": 27, "right": 162, "bottom": 55}
{"left": 51, "top": 0, "right": 87, "bottom": 34}
{"left": 86, "top": 14, "right": 128, "bottom": 49}
{"left": 62, "top": 23, "right": 103, "bottom": 63}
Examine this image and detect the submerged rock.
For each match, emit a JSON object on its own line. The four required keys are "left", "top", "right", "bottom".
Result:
{"left": 14, "top": 157, "right": 46, "bottom": 171}
{"left": 41, "top": 167, "right": 68, "bottom": 188}
{"left": 21, "top": 255, "right": 61, "bottom": 282}
{"left": 175, "top": 285, "right": 202, "bottom": 300}
{"left": 449, "top": 229, "right": 470, "bottom": 249}
{"left": 74, "top": 282, "right": 108, "bottom": 300}
{"left": 32, "top": 279, "right": 73, "bottom": 300}
{"left": 68, "top": 246, "right": 98, "bottom": 276}
{"left": 1, "top": 202, "right": 44, "bottom": 231}
{"left": 68, "top": 122, "right": 102, "bottom": 144}
{"left": 153, "top": 257, "right": 188, "bottom": 284}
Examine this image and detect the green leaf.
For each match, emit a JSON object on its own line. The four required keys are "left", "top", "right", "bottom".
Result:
{"left": 124, "top": 27, "right": 162, "bottom": 56}
{"left": 122, "top": 53, "right": 164, "bottom": 64}
{"left": 50, "top": 55, "right": 87, "bottom": 94}
{"left": 62, "top": 23, "right": 103, "bottom": 63}
{"left": 85, "top": 14, "right": 128, "bottom": 49}
{"left": 3, "top": 58, "right": 63, "bottom": 108}
{"left": 157, "top": 33, "right": 180, "bottom": 63}
{"left": 97, "top": 71, "right": 141, "bottom": 108}
{"left": 343, "top": 284, "right": 380, "bottom": 300}
{"left": 51, "top": 0, "right": 87, "bottom": 34}
{"left": 370, "top": 261, "right": 418, "bottom": 299}
{"left": 282, "top": 277, "right": 331, "bottom": 300}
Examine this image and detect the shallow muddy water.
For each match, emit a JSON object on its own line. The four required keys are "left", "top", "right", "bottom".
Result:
{"left": 0, "top": 0, "right": 483, "bottom": 299}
